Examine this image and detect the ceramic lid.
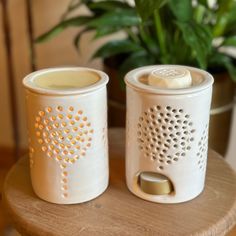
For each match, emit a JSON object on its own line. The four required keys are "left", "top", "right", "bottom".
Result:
{"left": 125, "top": 65, "right": 214, "bottom": 95}
{"left": 23, "top": 67, "right": 109, "bottom": 95}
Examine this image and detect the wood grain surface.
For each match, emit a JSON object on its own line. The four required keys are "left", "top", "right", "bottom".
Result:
{"left": 3, "top": 128, "right": 236, "bottom": 236}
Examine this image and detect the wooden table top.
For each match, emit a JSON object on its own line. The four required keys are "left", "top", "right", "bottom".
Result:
{"left": 3, "top": 128, "right": 236, "bottom": 236}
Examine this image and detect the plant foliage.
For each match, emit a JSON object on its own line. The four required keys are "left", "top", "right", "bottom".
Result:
{"left": 36, "top": 0, "right": 236, "bottom": 80}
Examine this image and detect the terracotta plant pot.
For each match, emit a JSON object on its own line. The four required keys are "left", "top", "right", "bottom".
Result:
{"left": 208, "top": 72, "right": 235, "bottom": 156}
{"left": 104, "top": 59, "right": 126, "bottom": 127}
{"left": 104, "top": 60, "right": 235, "bottom": 156}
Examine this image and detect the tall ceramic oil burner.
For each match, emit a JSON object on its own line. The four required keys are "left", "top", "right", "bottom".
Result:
{"left": 125, "top": 65, "right": 214, "bottom": 203}
{"left": 23, "top": 67, "right": 109, "bottom": 204}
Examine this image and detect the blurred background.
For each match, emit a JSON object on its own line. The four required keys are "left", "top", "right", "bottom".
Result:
{"left": 0, "top": 0, "right": 236, "bottom": 235}
{"left": 0, "top": 0, "right": 108, "bottom": 234}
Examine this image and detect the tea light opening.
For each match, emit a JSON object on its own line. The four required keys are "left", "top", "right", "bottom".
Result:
{"left": 148, "top": 67, "right": 192, "bottom": 89}
{"left": 139, "top": 172, "right": 173, "bottom": 195}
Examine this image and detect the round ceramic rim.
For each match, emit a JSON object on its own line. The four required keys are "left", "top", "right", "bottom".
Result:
{"left": 23, "top": 67, "right": 109, "bottom": 95}
{"left": 125, "top": 65, "right": 214, "bottom": 95}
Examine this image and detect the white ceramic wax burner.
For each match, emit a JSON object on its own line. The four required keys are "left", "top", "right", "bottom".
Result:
{"left": 125, "top": 65, "right": 214, "bottom": 203}
{"left": 23, "top": 67, "right": 109, "bottom": 204}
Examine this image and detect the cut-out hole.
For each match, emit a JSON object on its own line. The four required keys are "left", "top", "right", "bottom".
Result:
{"left": 69, "top": 106, "right": 74, "bottom": 112}
{"left": 67, "top": 114, "right": 73, "bottom": 119}
{"left": 39, "top": 111, "right": 45, "bottom": 116}
{"left": 60, "top": 163, "right": 67, "bottom": 169}
{"left": 62, "top": 193, "right": 68, "bottom": 198}
{"left": 46, "top": 107, "right": 52, "bottom": 113}
{"left": 70, "top": 121, "right": 75, "bottom": 125}
{"left": 51, "top": 116, "right": 56, "bottom": 121}
{"left": 62, "top": 178, "right": 67, "bottom": 183}
{"left": 54, "top": 123, "right": 59, "bottom": 128}
{"left": 61, "top": 122, "right": 67, "bottom": 127}
{"left": 57, "top": 106, "right": 63, "bottom": 112}
{"left": 47, "top": 151, "right": 53, "bottom": 157}
{"left": 38, "top": 139, "right": 43, "bottom": 144}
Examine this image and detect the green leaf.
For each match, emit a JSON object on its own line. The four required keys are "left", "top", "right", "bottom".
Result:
{"left": 168, "top": 0, "right": 193, "bottom": 22}
{"left": 61, "top": 0, "right": 81, "bottom": 20}
{"left": 88, "top": 9, "right": 140, "bottom": 28}
{"left": 213, "top": 1, "right": 236, "bottom": 36}
{"left": 213, "top": 15, "right": 229, "bottom": 37}
{"left": 93, "top": 26, "right": 121, "bottom": 39}
{"left": 138, "top": 26, "right": 159, "bottom": 56}
{"left": 73, "top": 27, "right": 92, "bottom": 51}
{"left": 222, "top": 36, "right": 236, "bottom": 47}
{"left": 226, "top": 62, "right": 236, "bottom": 81}
{"left": 197, "top": 0, "right": 208, "bottom": 7}
{"left": 135, "top": 0, "right": 167, "bottom": 20}
{"left": 119, "top": 50, "right": 156, "bottom": 78}
{"left": 92, "top": 39, "right": 143, "bottom": 59}
{"left": 35, "top": 16, "right": 92, "bottom": 43}
{"left": 88, "top": 1, "right": 131, "bottom": 11}
{"left": 216, "top": 0, "right": 234, "bottom": 15}
{"left": 194, "top": 5, "right": 206, "bottom": 24}
{"left": 176, "top": 21, "right": 212, "bottom": 68}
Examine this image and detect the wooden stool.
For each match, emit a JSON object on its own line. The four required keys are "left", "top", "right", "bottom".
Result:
{"left": 3, "top": 129, "right": 236, "bottom": 235}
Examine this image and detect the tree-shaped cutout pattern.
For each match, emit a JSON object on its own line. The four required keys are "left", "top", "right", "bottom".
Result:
{"left": 34, "top": 105, "right": 93, "bottom": 198}
{"left": 137, "top": 105, "right": 195, "bottom": 170}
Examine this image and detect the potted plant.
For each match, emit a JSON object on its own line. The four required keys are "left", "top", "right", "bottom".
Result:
{"left": 36, "top": 0, "right": 236, "bottom": 155}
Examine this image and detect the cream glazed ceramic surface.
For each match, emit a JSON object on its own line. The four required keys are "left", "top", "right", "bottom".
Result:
{"left": 125, "top": 65, "right": 214, "bottom": 203}
{"left": 23, "top": 67, "right": 109, "bottom": 204}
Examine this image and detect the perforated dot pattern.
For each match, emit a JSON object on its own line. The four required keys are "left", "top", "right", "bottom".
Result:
{"left": 102, "top": 105, "right": 108, "bottom": 150}
{"left": 29, "top": 146, "right": 35, "bottom": 169}
{"left": 197, "top": 125, "right": 208, "bottom": 171}
{"left": 34, "top": 105, "right": 93, "bottom": 198}
{"left": 137, "top": 105, "right": 195, "bottom": 170}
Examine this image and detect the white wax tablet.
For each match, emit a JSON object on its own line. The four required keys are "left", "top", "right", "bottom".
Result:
{"left": 148, "top": 67, "right": 192, "bottom": 89}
